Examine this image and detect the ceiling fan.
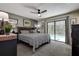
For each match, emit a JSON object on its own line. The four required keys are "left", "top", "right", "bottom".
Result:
{"left": 23, "top": 5, "right": 47, "bottom": 17}
{"left": 31, "top": 9, "right": 47, "bottom": 17}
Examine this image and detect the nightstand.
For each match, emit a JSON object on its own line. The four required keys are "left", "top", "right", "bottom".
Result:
{"left": 0, "top": 34, "right": 17, "bottom": 56}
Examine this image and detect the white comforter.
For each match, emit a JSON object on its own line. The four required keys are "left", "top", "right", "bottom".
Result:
{"left": 18, "top": 33, "right": 50, "bottom": 52}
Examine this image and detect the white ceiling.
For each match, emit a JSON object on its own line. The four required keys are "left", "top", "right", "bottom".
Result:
{"left": 0, "top": 3, "right": 79, "bottom": 20}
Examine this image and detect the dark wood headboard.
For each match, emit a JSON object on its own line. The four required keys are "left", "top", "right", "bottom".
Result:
{"left": 17, "top": 27, "right": 36, "bottom": 33}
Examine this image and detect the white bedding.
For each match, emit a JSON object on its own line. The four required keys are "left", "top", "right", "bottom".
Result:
{"left": 18, "top": 33, "right": 50, "bottom": 52}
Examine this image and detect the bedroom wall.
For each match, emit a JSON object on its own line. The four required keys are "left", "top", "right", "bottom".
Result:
{"left": 38, "top": 10, "right": 79, "bottom": 45}
{"left": 39, "top": 10, "right": 79, "bottom": 32}
{"left": 8, "top": 13, "right": 38, "bottom": 27}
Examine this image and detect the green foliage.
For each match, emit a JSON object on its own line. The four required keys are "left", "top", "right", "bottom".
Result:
{"left": 4, "top": 23, "right": 12, "bottom": 33}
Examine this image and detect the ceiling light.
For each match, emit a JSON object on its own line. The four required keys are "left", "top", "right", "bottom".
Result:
{"left": 38, "top": 14, "right": 41, "bottom": 17}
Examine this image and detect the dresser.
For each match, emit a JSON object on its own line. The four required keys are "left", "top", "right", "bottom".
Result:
{"left": 72, "top": 25, "right": 79, "bottom": 56}
{"left": 0, "top": 34, "right": 17, "bottom": 56}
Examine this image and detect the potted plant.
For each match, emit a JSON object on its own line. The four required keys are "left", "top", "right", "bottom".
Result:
{"left": 4, "top": 22, "right": 12, "bottom": 35}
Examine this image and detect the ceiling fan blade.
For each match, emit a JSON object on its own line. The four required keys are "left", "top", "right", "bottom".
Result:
{"left": 24, "top": 5, "right": 38, "bottom": 10}
{"left": 31, "top": 11, "right": 38, "bottom": 14}
{"left": 41, "top": 10, "right": 47, "bottom": 13}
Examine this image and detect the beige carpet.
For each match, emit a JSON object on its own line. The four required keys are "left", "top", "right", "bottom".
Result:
{"left": 17, "top": 40, "right": 71, "bottom": 56}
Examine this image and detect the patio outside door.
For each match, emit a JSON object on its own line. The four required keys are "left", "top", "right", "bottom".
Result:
{"left": 48, "top": 20, "right": 65, "bottom": 42}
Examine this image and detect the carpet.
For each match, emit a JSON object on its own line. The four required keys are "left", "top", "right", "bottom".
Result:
{"left": 17, "top": 40, "right": 71, "bottom": 56}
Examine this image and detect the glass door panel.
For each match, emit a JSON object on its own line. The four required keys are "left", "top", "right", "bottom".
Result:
{"left": 56, "top": 21, "right": 65, "bottom": 42}
{"left": 48, "top": 22, "right": 54, "bottom": 40}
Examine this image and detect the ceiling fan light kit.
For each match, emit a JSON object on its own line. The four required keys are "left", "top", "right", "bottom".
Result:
{"left": 38, "top": 14, "right": 41, "bottom": 17}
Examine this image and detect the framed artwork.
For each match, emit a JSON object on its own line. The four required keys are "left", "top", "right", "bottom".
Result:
{"left": 70, "top": 18, "right": 77, "bottom": 24}
{"left": 0, "top": 18, "right": 2, "bottom": 21}
{"left": 9, "top": 18, "right": 18, "bottom": 25}
{"left": 23, "top": 19, "right": 31, "bottom": 27}
{"left": 0, "top": 18, "right": 2, "bottom": 28}
{"left": 9, "top": 18, "right": 18, "bottom": 28}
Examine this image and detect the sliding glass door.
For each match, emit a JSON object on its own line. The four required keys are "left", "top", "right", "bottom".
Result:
{"left": 48, "top": 20, "right": 65, "bottom": 42}
{"left": 48, "top": 22, "right": 54, "bottom": 40}
{"left": 55, "top": 21, "right": 65, "bottom": 42}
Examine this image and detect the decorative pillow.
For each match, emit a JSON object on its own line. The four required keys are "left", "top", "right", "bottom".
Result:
{"left": 29, "top": 30, "right": 34, "bottom": 33}
{"left": 21, "top": 30, "right": 29, "bottom": 34}
{"left": 33, "top": 29, "right": 37, "bottom": 33}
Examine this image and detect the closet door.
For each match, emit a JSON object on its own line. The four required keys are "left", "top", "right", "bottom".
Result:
{"left": 55, "top": 21, "right": 65, "bottom": 42}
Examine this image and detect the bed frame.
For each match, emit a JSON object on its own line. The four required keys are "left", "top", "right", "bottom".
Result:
{"left": 17, "top": 27, "right": 36, "bottom": 33}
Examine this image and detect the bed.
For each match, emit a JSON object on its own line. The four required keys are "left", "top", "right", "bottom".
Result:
{"left": 18, "top": 33, "right": 50, "bottom": 52}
